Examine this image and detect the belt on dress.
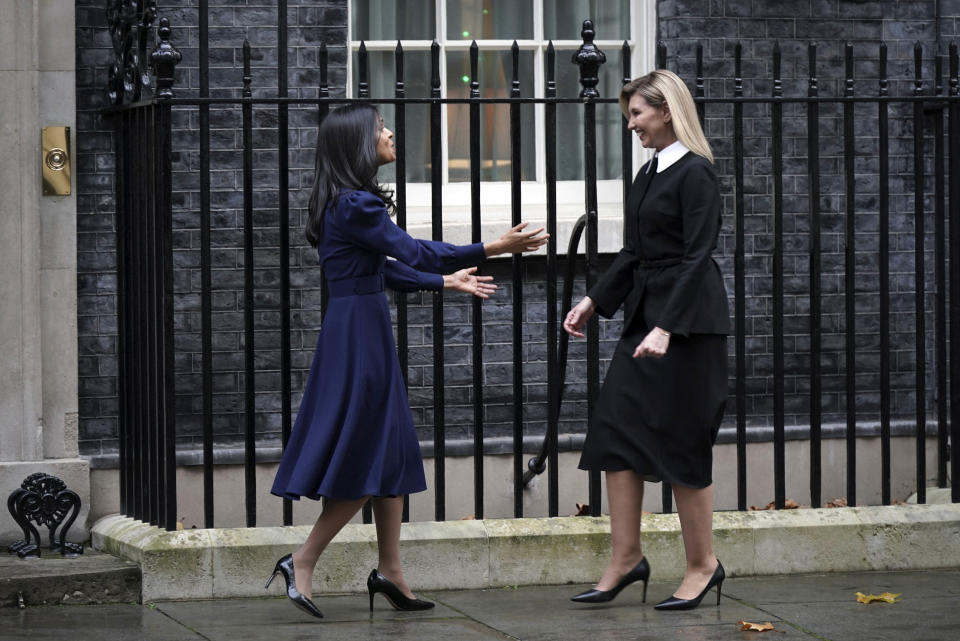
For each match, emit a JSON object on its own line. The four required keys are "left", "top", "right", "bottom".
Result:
{"left": 636, "top": 256, "right": 682, "bottom": 268}
{"left": 327, "top": 272, "right": 385, "bottom": 297}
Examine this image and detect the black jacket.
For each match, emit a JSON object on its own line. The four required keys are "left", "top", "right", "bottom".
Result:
{"left": 588, "top": 151, "right": 730, "bottom": 337}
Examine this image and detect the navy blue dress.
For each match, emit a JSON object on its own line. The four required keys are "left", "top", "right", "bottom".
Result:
{"left": 271, "top": 189, "right": 487, "bottom": 501}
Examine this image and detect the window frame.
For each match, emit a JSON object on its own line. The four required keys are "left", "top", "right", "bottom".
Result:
{"left": 347, "top": 0, "right": 657, "bottom": 251}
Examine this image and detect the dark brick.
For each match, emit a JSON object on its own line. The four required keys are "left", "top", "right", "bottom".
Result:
{"left": 76, "top": 0, "right": 949, "bottom": 456}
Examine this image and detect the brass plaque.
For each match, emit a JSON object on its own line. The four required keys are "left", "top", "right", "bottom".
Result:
{"left": 42, "top": 126, "right": 71, "bottom": 196}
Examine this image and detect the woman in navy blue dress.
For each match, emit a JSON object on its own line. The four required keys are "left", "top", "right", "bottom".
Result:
{"left": 266, "top": 104, "right": 548, "bottom": 618}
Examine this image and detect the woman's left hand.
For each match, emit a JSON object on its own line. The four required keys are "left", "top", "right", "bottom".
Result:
{"left": 633, "top": 327, "right": 671, "bottom": 359}
{"left": 443, "top": 267, "right": 497, "bottom": 299}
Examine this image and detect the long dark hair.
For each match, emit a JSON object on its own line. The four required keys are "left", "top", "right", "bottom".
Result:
{"left": 305, "top": 104, "right": 395, "bottom": 246}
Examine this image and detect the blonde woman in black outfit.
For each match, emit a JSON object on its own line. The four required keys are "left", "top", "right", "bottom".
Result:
{"left": 564, "top": 70, "right": 729, "bottom": 611}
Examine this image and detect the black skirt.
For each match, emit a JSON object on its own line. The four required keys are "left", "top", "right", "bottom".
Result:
{"left": 578, "top": 319, "right": 728, "bottom": 489}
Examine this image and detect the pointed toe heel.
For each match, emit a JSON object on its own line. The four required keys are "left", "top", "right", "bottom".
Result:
{"left": 654, "top": 560, "right": 725, "bottom": 611}
{"left": 367, "top": 569, "right": 435, "bottom": 612}
{"left": 570, "top": 557, "right": 651, "bottom": 604}
{"left": 266, "top": 554, "right": 324, "bottom": 619}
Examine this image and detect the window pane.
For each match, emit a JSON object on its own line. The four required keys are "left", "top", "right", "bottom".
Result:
{"left": 544, "top": 0, "right": 630, "bottom": 41}
{"left": 446, "top": 0, "right": 532, "bottom": 40}
{"left": 447, "top": 50, "right": 535, "bottom": 182}
{"left": 351, "top": 50, "right": 433, "bottom": 183}
{"left": 554, "top": 48, "right": 625, "bottom": 180}
{"left": 353, "top": 0, "right": 435, "bottom": 40}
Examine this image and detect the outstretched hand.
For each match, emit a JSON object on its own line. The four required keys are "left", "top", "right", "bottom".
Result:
{"left": 485, "top": 222, "right": 549, "bottom": 257}
{"left": 443, "top": 267, "right": 497, "bottom": 299}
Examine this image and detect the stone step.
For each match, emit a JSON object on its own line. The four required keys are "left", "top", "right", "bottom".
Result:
{"left": 1, "top": 548, "right": 140, "bottom": 608}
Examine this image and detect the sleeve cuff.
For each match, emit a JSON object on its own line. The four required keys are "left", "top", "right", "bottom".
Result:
{"left": 463, "top": 242, "right": 487, "bottom": 265}
{"left": 422, "top": 272, "right": 444, "bottom": 290}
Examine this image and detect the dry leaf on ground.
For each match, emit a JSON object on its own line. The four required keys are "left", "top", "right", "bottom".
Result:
{"left": 749, "top": 499, "right": 803, "bottom": 510}
{"left": 856, "top": 591, "right": 901, "bottom": 604}
{"left": 569, "top": 503, "right": 592, "bottom": 516}
{"left": 737, "top": 620, "right": 777, "bottom": 632}
{"left": 826, "top": 497, "right": 848, "bottom": 508}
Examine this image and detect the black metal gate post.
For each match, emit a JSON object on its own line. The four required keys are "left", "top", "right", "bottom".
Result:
{"left": 112, "top": 15, "right": 182, "bottom": 531}
{"left": 949, "top": 44, "right": 960, "bottom": 503}
{"left": 573, "top": 20, "right": 605, "bottom": 517}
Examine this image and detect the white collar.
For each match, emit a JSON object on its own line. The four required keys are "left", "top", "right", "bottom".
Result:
{"left": 647, "top": 140, "right": 690, "bottom": 173}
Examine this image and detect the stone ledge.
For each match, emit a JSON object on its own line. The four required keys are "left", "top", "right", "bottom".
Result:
{"left": 84, "top": 421, "right": 939, "bottom": 469}
{"left": 91, "top": 503, "right": 960, "bottom": 603}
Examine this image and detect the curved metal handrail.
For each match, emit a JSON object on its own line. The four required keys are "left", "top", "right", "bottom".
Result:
{"left": 522, "top": 213, "right": 588, "bottom": 486}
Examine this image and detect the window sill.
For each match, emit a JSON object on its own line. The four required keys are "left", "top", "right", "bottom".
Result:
{"left": 391, "top": 179, "right": 627, "bottom": 253}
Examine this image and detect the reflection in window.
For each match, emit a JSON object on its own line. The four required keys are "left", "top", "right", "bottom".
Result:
{"left": 446, "top": 0, "right": 533, "bottom": 40}
{"left": 555, "top": 48, "right": 625, "bottom": 181}
{"left": 353, "top": 0, "right": 436, "bottom": 41}
{"left": 350, "top": 0, "right": 638, "bottom": 183}
{"left": 544, "top": 0, "right": 630, "bottom": 40}
{"left": 351, "top": 51, "right": 432, "bottom": 183}
{"left": 447, "top": 50, "right": 535, "bottom": 182}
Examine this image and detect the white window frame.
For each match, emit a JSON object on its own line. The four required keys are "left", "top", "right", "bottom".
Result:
{"left": 347, "top": 0, "right": 657, "bottom": 252}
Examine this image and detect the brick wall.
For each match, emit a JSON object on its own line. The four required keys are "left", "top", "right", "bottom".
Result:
{"left": 76, "top": 0, "right": 352, "bottom": 456}
{"left": 76, "top": 0, "right": 952, "bottom": 458}
{"left": 659, "top": 0, "right": 951, "bottom": 429}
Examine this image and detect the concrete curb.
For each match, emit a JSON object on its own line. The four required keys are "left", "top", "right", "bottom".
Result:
{"left": 91, "top": 503, "right": 960, "bottom": 602}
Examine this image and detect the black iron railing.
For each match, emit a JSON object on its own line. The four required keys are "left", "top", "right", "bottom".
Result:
{"left": 105, "top": 6, "right": 960, "bottom": 532}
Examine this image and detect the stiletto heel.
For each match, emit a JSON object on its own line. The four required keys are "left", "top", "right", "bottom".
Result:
{"left": 570, "top": 557, "right": 651, "bottom": 604}
{"left": 654, "top": 560, "right": 725, "bottom": 611}
{"left": 265, "top": 554, "right": 324, "bottom": 619}
{"left": 367, "top": 569, "right": 435, "bottom": 611}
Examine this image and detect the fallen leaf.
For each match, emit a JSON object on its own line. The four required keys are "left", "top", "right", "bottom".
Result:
{"left": 826, "top": 497, "right": 848, "bottom": 508}
{"left": 572, "top": 503, "right": 591, "bottom": 516}
{"left": 856, "top": 591, "right": 901, "bottom": 604}
{"left": 737, "top": 620, "right": 776, "bottom": 632}
{"left": 749, "top": 499, "right": 803, "bottom": 510}
{"left": 459, "top": 515, "right": 475, "bottom": 520}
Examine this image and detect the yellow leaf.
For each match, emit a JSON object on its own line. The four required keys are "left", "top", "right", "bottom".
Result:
{"left": 856, "top": 591, "right": 901, "bottom": 604}
{"left": 737, "top": 620, "right": 776, "bottom": 631}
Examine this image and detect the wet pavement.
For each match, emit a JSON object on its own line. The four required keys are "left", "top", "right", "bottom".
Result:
{"left": 2, "top": 567, "right": 958, "bottom": 640}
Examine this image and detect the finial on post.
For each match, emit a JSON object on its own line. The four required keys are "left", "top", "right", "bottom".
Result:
{"left": 572, "top": 20, "right": 606, "bottom": 99}
{"left": 150, "top": 17, "right": 182, "bottom": 99}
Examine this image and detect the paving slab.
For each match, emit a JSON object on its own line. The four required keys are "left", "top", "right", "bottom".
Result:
{"left": 157, "top": 595, "right": 508, "bottom": 640}
{"left": 0, "top": 604, "right": 203, "bottom": 641}
{"left": 1, "top": 569, "right": 958, "bottom": 640}
{"left": 435, "top": 582, "right": 790, "bottom": 641}
{"left": 156, "top": 593, "right": 462, "bottom": 626}
{"left": 722, "top": 568, "right": 960, "bottom": 603}
{"left": 755, "top": 597, "right": 960, "bottom": 641}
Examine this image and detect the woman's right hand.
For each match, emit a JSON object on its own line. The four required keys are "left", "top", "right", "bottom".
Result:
{"left": 563, "top": 296, "right": 595, "bottom": 338}
{"left": 484, "top": 222, "right": 549, "bottom": 257}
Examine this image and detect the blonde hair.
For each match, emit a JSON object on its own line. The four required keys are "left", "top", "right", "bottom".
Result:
{"left": 619, "top": 70, "right": 713, "bottom": 164}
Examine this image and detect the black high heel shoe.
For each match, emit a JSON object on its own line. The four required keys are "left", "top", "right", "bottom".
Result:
{"left": 367, "top": 569, "right": 435, "bottom": 611}
{"left": 570, "top": 557, "right": 651, "bottom": 603}
{"left": 265, "top": 554, "right": 324, "bottom": 618}
{"left": 654, "top": 560, "right": 725, "bottom": 611}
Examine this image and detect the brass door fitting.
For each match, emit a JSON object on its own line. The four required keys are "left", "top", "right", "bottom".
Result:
{"left": 42, "top": 126, "right": 71, "bottom": 196}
